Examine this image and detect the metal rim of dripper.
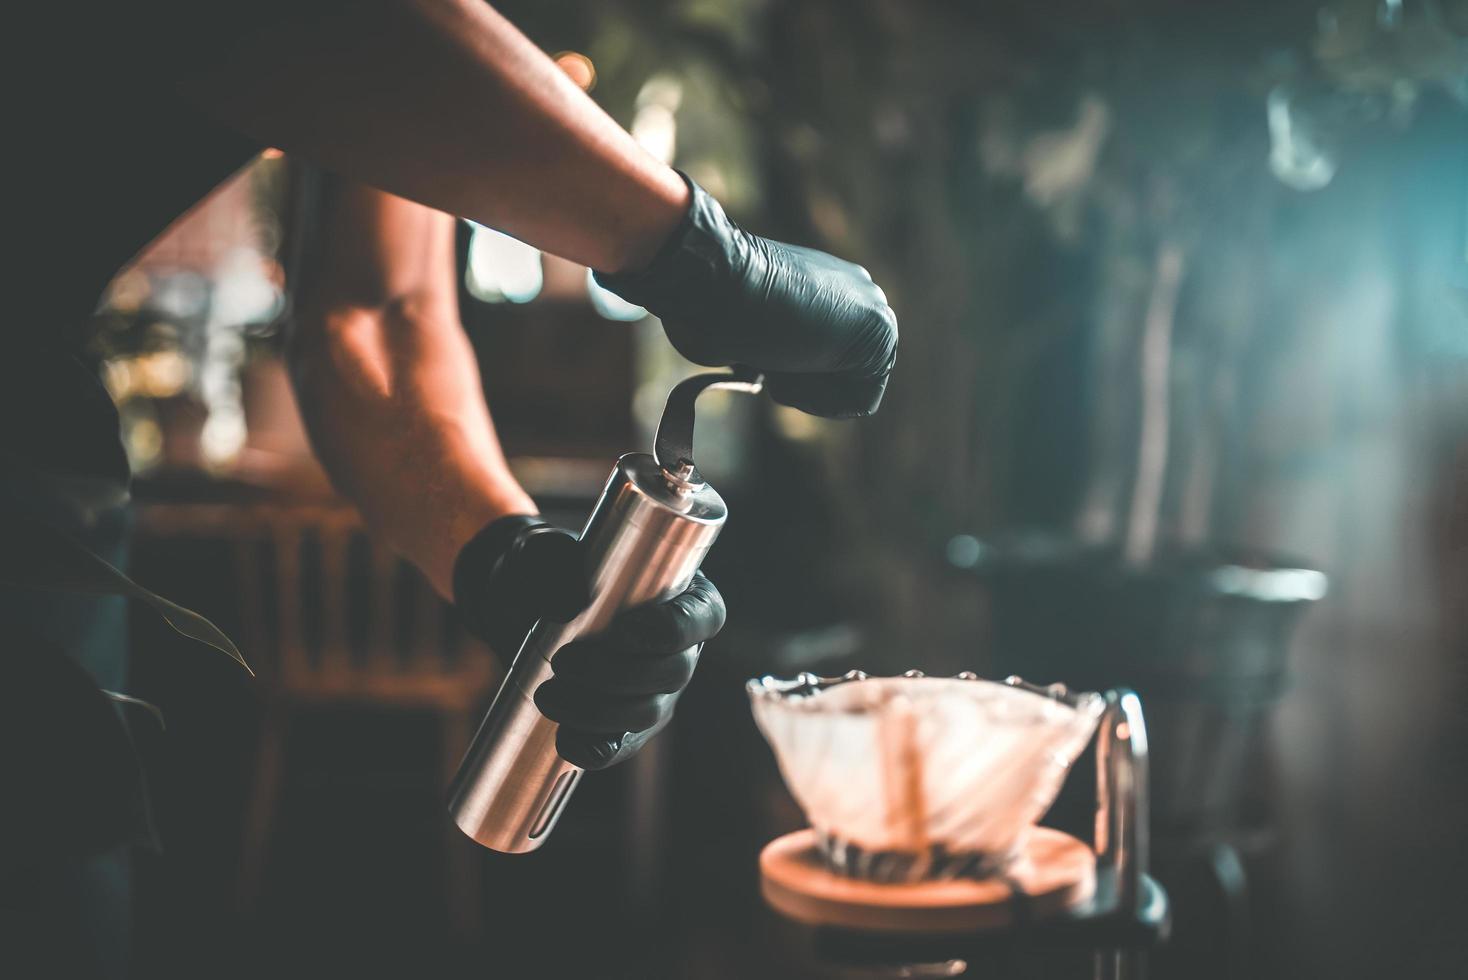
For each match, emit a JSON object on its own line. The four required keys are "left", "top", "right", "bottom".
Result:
{"left": 745, "top": 669, "right": 1105, "bottom": 717}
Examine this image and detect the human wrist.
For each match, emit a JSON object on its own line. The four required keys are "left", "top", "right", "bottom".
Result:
{"left": 594, "top": 172, "right": 743, "bottom": 368}
{"left": 411, "top": 470, "right": 529, "bottom": 590}
{"left": 600, "top": 166, "right": 692, "bottom": 274}
{"left": 452, "top": 514, "right": 550, "bottom": 649}
{"left": 596, "top": 173, "right": 734, "bottom": 302}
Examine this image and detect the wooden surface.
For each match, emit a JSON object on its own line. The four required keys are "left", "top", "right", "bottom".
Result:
{"left": 760, "top": 827, "right": 1095, "bottom": 934}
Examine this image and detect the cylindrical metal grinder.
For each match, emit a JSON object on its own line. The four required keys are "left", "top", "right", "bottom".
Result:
{"left": 448, "top": 370, "right": 762, "bottom": 853}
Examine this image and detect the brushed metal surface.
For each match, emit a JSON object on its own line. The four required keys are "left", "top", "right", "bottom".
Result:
{"left": 448, "top": 453, "right": 726, "bottom": 852}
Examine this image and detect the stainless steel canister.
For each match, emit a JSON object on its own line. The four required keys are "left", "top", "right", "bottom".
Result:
{"left": 447, "top": 452, "right": 727, "bottom": 853}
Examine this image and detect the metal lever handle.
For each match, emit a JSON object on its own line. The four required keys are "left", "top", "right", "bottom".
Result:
{"left": 654, "top": 368, "right": 763, "bottom": 485}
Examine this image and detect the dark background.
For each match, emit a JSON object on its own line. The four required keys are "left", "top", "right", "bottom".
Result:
{"left": 81, "top": 2, "right": 1468, "bottom": 978}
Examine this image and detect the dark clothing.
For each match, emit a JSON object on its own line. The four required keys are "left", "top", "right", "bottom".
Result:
{"left": 0, "top": 491, "right": 138, "bottom": 976}
{"left": 5, "top": 0, "right": 261, "bottom": 831}
{"left": 4, "top": 10, "right": 263, "bottom": 976}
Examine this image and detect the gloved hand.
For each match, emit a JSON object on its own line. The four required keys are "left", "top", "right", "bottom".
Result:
{"left": 595, "top": 173, "right": 898, "bottom": 419}
{"left": 452, "top": 515, "right": 725, "bottom": 770}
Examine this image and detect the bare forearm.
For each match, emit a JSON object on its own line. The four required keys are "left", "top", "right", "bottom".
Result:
{"left": 289, "top": 313, "right": 532, "bottom": 596}
{"left": 287, "top": 187, "right": 533, "bottom": 596}
{"left": 179, "top": 0, "right": 686, "bottom": 272}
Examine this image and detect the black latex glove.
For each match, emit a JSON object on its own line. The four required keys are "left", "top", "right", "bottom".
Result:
{"left": 595, "top": 173, "right": 898, "bottom": 418}
{"left": 453, "top": 515, "right": 726, "bottom": 770}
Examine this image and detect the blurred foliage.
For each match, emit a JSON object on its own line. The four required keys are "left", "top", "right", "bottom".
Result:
{"left": 744, "top": 1, "right": 1463, "bottom": 535}
{"left": 498, "top": 0, "right": 769, "bottom": 212}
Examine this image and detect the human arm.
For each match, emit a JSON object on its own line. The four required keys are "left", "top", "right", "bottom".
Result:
{"left": 166, "top": 0, "right": 897, "bottom": 417}
{"left": 285, "top": 178, "right": 532, "bottom": 596}
{"left": 166, "top": 0, "right": 686, "bottom": 274}
{"left": 286, "top": 179, "right": 723, "bottom": 766}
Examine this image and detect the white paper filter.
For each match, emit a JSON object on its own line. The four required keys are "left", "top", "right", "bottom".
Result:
{"left": 749, "top": 675, "right": 1103, "bottom": 860}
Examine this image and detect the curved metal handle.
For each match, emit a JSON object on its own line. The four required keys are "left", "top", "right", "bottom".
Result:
{"left": 654, "top": 368, "right": 764, "bottom": 484}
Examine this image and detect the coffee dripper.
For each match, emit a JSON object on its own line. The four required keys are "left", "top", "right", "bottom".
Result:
{"left": 750, "top": 674, "right": 1168, "bottom": 979}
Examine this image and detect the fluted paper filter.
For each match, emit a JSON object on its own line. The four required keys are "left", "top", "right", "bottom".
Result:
{"left": 748, "top": 674, "right": 1103, "bottom": 880}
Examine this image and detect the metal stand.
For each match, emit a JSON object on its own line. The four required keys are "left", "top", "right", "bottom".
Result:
{"left": 1089, "top": 689, "right": 1165, "bottom": 979}
{"left": 764, "top": 688, "right": 1170, "bottom": 979}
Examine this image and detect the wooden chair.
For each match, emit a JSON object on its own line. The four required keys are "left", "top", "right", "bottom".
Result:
{"left": 140, "top": 501, "right": 500, "bottom": 938}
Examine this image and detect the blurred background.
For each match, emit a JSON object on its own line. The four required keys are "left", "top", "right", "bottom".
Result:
{"left": 88, "top": 1, "right": 1468, "bottom": 978}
